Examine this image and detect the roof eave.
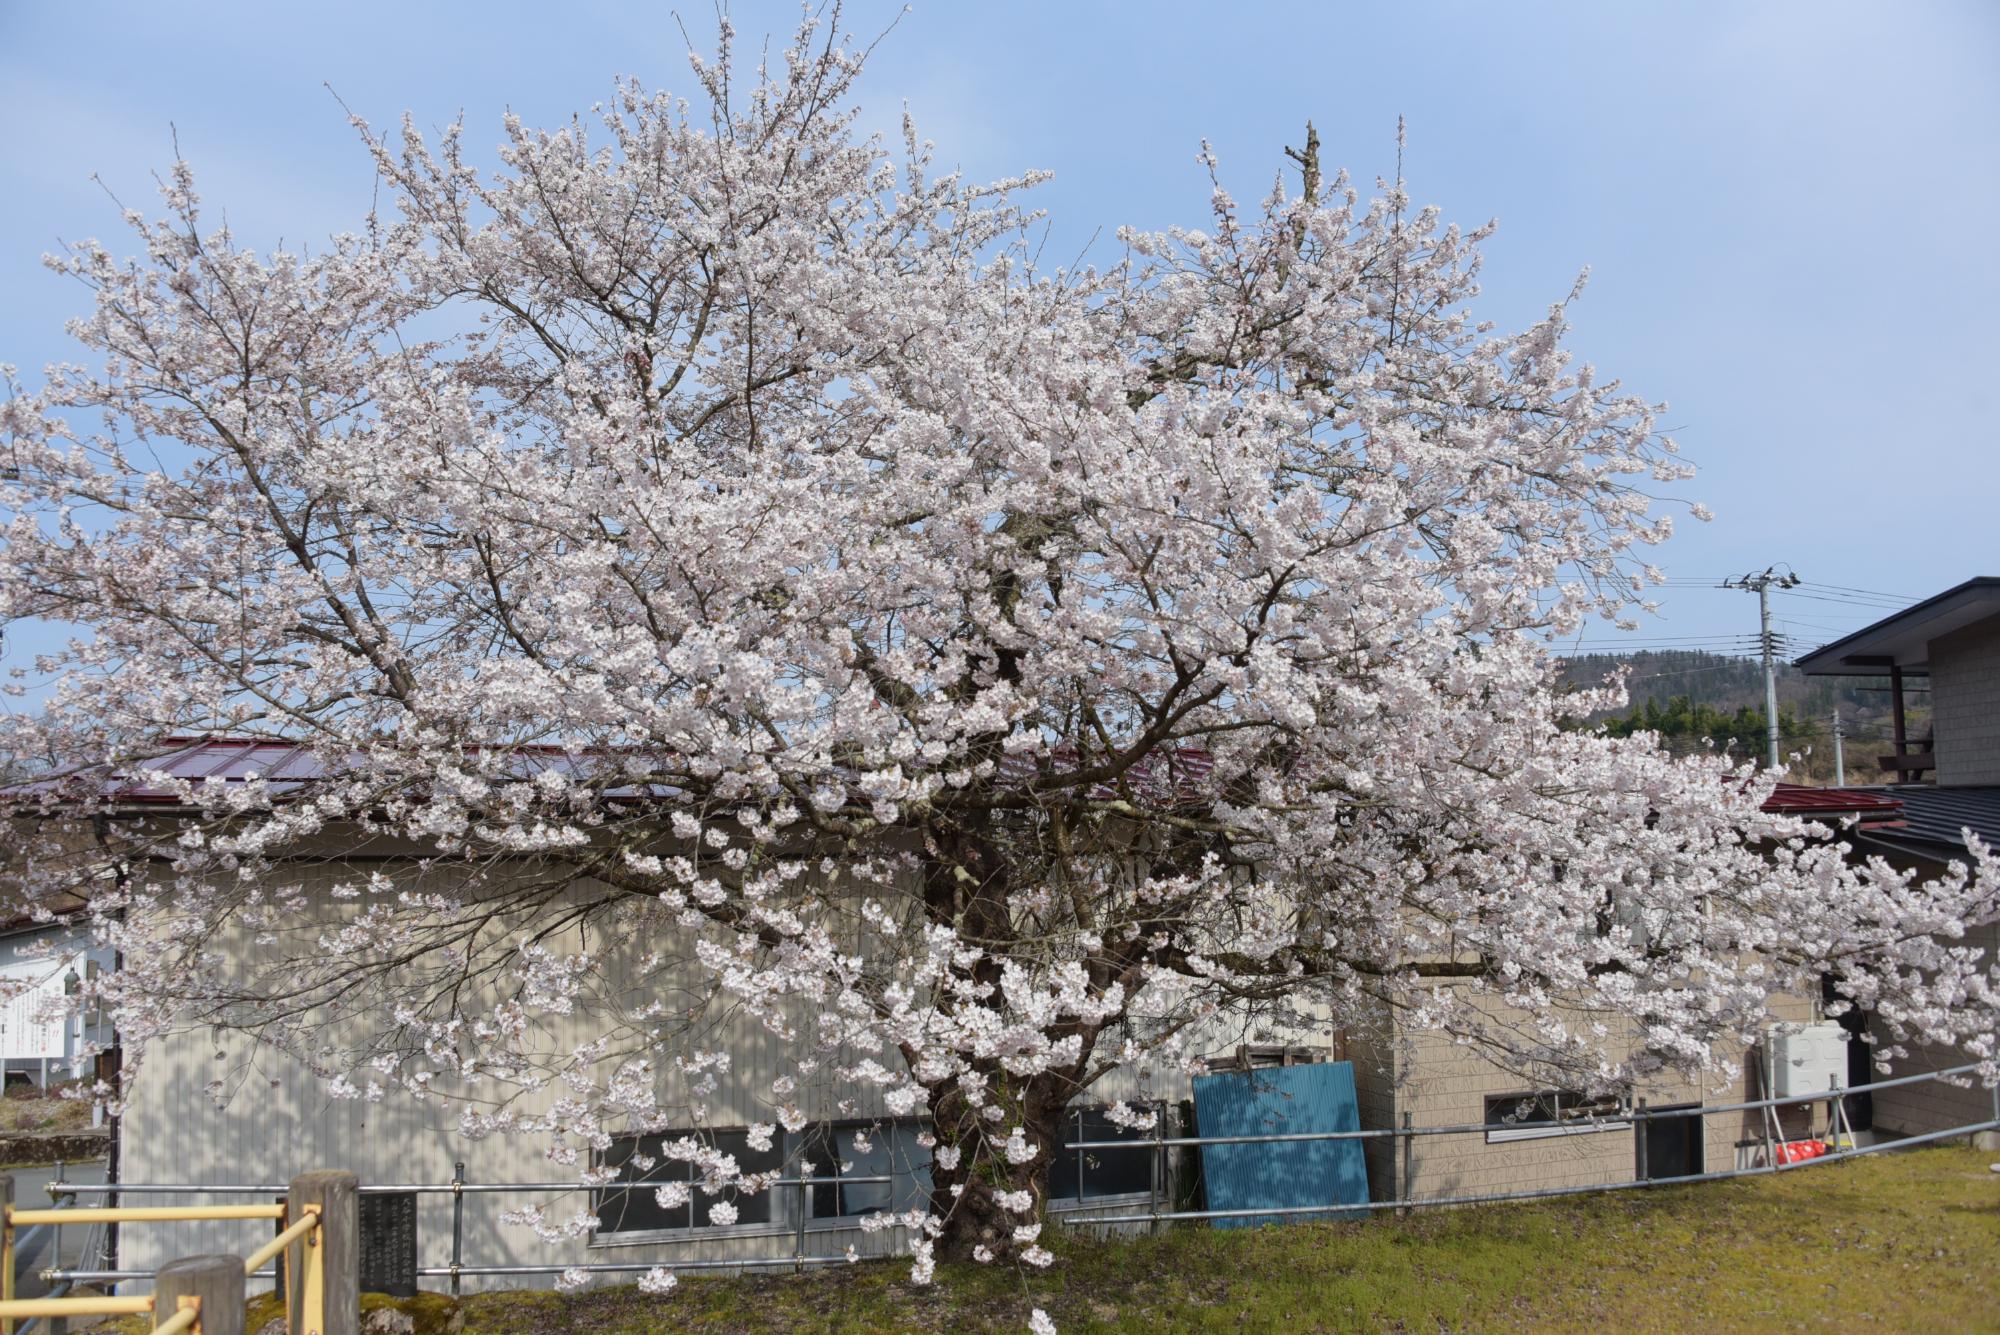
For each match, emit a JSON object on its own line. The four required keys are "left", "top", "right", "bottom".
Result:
{"left": 1794, "top": 576, "right": 2000, "bottom": 676}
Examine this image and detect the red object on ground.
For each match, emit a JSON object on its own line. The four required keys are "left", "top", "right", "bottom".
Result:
{"left": 1775, "top": 1139, "right": 1828, "bottom": 1164}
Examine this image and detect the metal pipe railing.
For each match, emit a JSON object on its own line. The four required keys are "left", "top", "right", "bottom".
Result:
{"left": 1068, "top": 1115, "right": 2000, "bottom": 1225}
{"left": 41, "top": 1269, "right": 276, "bottom": 1284}
{"left": 38, "top": 1168, "right": 903, "bottom": 1300}
{"left": 46, "top": 1174, "right": 890, "bottom": 1196}
{"left": 22, "top": 1061, "right": 1990, "bottom": 1304}
{"left": 417, "top": 1256, "right": 858, "bottom": 1277}
{"left": 1063, "top": 1060, "right": 1987, "bottom": 1150}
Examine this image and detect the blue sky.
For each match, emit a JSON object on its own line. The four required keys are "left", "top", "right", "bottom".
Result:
{"left": 2, "top": 0, "right": 1996, "bottom": 669}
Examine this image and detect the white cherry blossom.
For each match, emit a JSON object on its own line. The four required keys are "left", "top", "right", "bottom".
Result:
{"left": 0, "top": 6, "right": 1993, "bottom": 1272}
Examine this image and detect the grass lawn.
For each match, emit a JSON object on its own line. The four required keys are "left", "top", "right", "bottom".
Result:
{"left": 92, "top": 1146, "right": 1998, "bottom": 1333}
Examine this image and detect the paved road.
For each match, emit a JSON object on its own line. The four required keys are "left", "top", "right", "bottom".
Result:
{"left": 7, "top": 1159, "right": 109, "bottom": 1298}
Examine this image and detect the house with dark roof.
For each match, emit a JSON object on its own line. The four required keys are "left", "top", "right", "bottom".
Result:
{"left": 1796, "top": 576, "right": 2000, "bottom": 1145}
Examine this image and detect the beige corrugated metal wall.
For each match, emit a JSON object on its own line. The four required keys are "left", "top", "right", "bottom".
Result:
{"left": 113, "top": 852, "right": 1303, "bottom": 1287}
{"left": 114, "top": 848, "right": 1909, "bottom": 1285}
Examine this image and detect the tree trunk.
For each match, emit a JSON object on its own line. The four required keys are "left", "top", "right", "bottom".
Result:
{"left": 926, "top": 1076, "right": 1067, "bottom": 1262}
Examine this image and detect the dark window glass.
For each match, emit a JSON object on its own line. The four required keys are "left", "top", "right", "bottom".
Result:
{"left": 1050, "top": 1107, "right": 1157, "bottom": 1202}
{"left": 597, "top": 1128, "right": 783, "bottom": 1234}
{"left": 800, "top": 1122, "right": 931, "bottom": 1219}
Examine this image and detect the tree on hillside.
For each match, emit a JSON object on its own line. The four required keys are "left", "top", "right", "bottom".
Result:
{"left": 1599, "top": 695, "right": 1814, "bottom": 750}
{"left": 2, "top": 12, "right": 1995, "bottom": 1277}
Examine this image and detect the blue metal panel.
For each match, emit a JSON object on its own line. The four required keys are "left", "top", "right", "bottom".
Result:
{"left": 1190, "top": 1062, "right": 1371, "bottom": 1228}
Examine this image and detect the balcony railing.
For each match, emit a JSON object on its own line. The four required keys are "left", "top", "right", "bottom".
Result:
{"left": 1878, "top": 738, "right": 1935, "bottom": 777}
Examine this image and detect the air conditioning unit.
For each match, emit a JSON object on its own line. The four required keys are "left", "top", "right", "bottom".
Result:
{"left": 1766, "top": 1023, "right": 1849, "bottom": 1097}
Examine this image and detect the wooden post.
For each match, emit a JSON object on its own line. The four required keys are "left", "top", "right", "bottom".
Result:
{"left": 286, "top": 1172, "right": 358, "bottom": 1335}
{"left": 1, "top": 1171, "right": 15, "bottom": 1335}
{"left": 1890, "top": 665, "right": 1908, "bottom": 770}
{"left": 155, "top": 1254, "right": 246, "bottom": 1335}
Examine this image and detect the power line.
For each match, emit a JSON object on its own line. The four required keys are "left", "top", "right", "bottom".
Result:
{"left": 1561, "top": 635, "right": 1764, "bottom": 642}
{"left": 1798, "top": 581, "right": 1917, "bottom": 602}
{"left": 1646, "top": 577, "right": 1911, "bottom": 596}
{"left": 1552, "top": 639, "right": 1760, "bottom": 651}
{"left": 1622, "top": 661, "right": 1766, "bottom": 682}
{"left": 1779, "top": 618, "right": 1899, "bottom": 637}
{"left": 1556, "top": 647, "right": 1764, "bottom": 656}
{"left": 1775, "top": 589, "right": 1907, "bottom": 611}
{"left": 1561, "top": 638, "right": 1765, "bottom": 647}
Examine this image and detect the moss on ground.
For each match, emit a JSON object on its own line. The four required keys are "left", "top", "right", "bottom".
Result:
{"left": 80, "top": 1145, "right": 2000, "bottom": 1332}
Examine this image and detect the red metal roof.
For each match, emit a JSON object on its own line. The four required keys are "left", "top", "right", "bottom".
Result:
{"left": 3, "top": 736, "right": 320, "bottom": 804}
{"left": 3, "top": 736, "right": 668, "bottom": 806}
{"left": 1760, "top": 783, "right": 1905, "bottom": 828}
{"left": 9, "top": 740, "right": 1909, "bottom": 833}
{"left": 7, "top": 736, "right": 1221, "bottom": 809}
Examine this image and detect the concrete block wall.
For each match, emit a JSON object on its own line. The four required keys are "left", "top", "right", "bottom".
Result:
{"left": 1871, "top": 922, "right": 2000, "bottom": 1142}
{"left": 1872, "top": 1040, "right": 1999, "bottom": 1141}
{"left": 1930, "top": 615, "right": 2000, "bottom": 785}
{"left": 1377, "top": 988, "right": 1823, "bottom": 1201}
{"left": 1392, "top": 1023, "right": 1636, "bottom": 1201}
{"left": 1342, "top": 1023, "right": 1401, "bottom": 1202}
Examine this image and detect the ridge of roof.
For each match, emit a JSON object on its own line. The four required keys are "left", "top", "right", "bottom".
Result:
{"left": 4, "top": 735, "right": 1221, "bottom": 810}
{"left": 1760, "top": 783, "right": 1904, "bottom": 815}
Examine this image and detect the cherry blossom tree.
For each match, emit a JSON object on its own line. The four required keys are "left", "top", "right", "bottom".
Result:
{"left": 2, "top": 11, "right": 1995, "bottom": 1275}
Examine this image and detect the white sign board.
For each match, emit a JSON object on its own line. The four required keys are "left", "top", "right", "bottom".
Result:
{"left": 0, "top": 957, "right": 77, "bottom": 1061}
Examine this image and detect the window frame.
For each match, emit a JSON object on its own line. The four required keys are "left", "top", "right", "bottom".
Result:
{"left": 1483, "top": 1089, "right": 1630, "bottom": 1144}
{"left": 589, "top": 1119, "right": 932, "bottom": 1248}
{"left": 794, "top": 1119, "right": 932, "bottom": 1226}
{"left": 1047, "top": 1101, "right": 1167, "bottom": 1211}
{"left": 590, "top": 1124, "right": 788, "bottom": 1245}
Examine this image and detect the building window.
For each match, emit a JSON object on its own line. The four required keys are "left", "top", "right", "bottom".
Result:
{"left": 1049, "top": 1105, "right": 1160, "bottom": 1205}
{"left": 1483, "top": 1090, "right": 1628, "bottom": 1143}
{"left": 596, "top": 1127, "right": 784, "bottom": 1234}
{"left": 595, "top": 1121, "right": 933, "bottom": 1239}
{"left": 797, "top": 1121, "right": 933, "bottom": 1220}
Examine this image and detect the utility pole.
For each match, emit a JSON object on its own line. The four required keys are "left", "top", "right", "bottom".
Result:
{"left": 1722, "top": 566, "right": 1800, "bottom": 770}
{"left": 1831, "top": 709, "right": 1845, "bottom": 786}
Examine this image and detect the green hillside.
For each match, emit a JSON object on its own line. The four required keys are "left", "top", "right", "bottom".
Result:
{"left": 1557, "top": 650, "right": 1926, "bottom": 784}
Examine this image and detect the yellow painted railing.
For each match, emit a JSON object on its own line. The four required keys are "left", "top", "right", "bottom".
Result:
{"left": 0, "top": 1295, "right": 154, "bottom": 1318}
{"left": 0, "top": 1189, "right": 330, "bottom": 1335}
{"left": 9, "top": 1204, "right": 285, "bottom": 1227}
{"left": 152, "top": 1299, "right": 202, "bottom": 1335}
{"left": 242, "top": 1206, "right": 321, "bottom": 1278}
